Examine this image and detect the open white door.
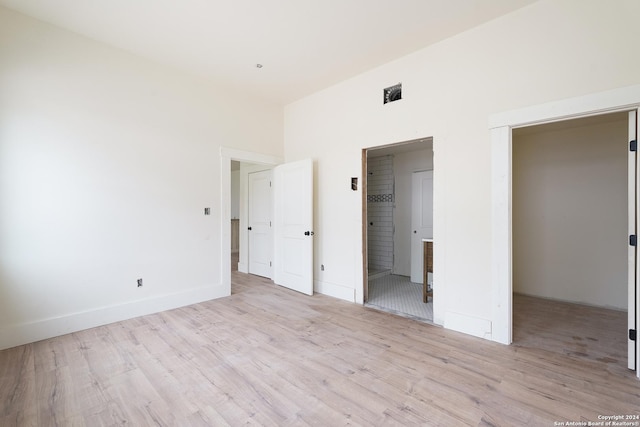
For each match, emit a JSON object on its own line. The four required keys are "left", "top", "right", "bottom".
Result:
{"left": 273, "top": 158, "right": 314, "bottom": 295}
{"left": 248, "top": 169, "right": 272, "bottom": 278}
{"left": 410, "top": 170, "right": 434, "bottom": 283}
{"left": 630, "top": 110, "right": 639, "bottom": 373}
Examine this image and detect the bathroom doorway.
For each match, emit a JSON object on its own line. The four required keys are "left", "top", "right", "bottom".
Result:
{"left": 363, "top": 137, "right": 434, "bottom": 322}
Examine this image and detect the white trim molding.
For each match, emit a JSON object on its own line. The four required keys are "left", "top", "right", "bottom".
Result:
{"left": 0, "top": 284, "right": 224, "bottom": 351}
{"left": 314, "top": 279, "right": 356, "bottom": 303}
{"left": 490, "top": 85, "right": 640, "bottom": 129}
{"left": 444, "top": 311, "right": 492, "bottom": 340}
{"left": 490, "top": 125, "right": 512, "bottom": 345}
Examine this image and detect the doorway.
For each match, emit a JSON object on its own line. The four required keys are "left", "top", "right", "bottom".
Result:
{"left": 363, "top": 138, "right": 434, "bottom": 322}
{"left": 220, "top": 148, "right": 281, "bottom": 295}
{"left": 489, "top": 84, "right": 640, "bottom": 377}
{"left": 221, "top": 148, "right": 314, "bottom": 297}
{"left": 512, "top": 112, "right": 629, "bottom": 372}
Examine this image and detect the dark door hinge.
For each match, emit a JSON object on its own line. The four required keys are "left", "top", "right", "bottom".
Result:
{"left": 631, "top": 140, "right": 637, "bottom": 152}
{"left": 631, "top": 235, "right": 637, "bottom": 246}
{"left": 630, "top": 329, "right": 637, "bottom": 341}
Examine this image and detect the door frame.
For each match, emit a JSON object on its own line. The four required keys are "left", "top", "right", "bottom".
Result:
{"left": 489, "top": 84, "right": 640, "bottom": 377}
{"left": 361, "top": 149, "right": 369, "bottom": 303}
{"left": 628, "top": 110, "right": 638, "bottom": 370}
{"left": 220, "top": 147, "right": 282, "bottom": 295}
{"left": 361, "top": 137, "right": 434, "bottom": 305}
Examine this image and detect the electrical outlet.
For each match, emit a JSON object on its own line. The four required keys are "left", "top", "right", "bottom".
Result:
{"left": 137, "top": 278, "right": 143, "bottom": 287}
{"left": 321, "top": 264, "right": 325, "bottom": 271}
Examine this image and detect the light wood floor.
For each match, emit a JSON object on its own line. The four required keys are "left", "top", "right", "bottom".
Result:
{"left": 513, "top": 293, "right": 630, "bottom": 377}
{"left": 1, "top": 268, "right": 639, "bottom": 426}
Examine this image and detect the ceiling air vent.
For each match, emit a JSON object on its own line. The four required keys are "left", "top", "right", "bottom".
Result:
{"left": 383, "top": 83, "right": 402, "bottom": 104}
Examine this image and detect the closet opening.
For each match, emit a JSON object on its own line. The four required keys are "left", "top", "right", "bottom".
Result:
{"left": 512, "top": 112, "right": 630, "bottom": 373}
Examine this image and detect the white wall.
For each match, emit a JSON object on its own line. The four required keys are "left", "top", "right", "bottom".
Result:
{"left": 513, "top": 114, "right": 628, "bottom": 310}
{"left": 0, "top": 7, "right": 283, "bottom": 349}
{"left": 284, "top": 0, "right": 640, "bottom": 338}
{"left": 392, "top": 149, "right": 433, "bottom": 277}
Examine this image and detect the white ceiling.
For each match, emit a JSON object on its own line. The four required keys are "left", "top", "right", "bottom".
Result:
{"left": 0, "top": 0, "right": 538, "bottom": 105}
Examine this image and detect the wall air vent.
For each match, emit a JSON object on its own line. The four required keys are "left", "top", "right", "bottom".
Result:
{"left": 383, "top": 83, "right": 402, "bottom": 104}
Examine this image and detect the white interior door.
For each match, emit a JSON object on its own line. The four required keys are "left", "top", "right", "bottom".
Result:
{"left": 248, "top": 169, "right": 272, "bottom": 278}
{"left": 410, "top": 170, "right": 433, "bottom": 283}
{"left": 273, "top": 158, "right": 313, "bottom": 295}
{"left": 629, "top": 110, "right": 639, "bottom": 372}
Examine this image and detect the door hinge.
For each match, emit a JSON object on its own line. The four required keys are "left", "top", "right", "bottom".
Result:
{"left": 630, "top": 329, "right": 637, "bottom": 341}
{"left": 631, "top": 140, "right": 637, "bottom": 152}
{"left": 630, "top": 235, "right": 637, "bottom": 246}
{"left": 269, "top": 261, "right": 272, "bottom": 267}
{"left": 270, "top": 181, "right": 272, "bottom": 187}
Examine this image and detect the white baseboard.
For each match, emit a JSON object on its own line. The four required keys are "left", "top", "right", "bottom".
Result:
{"left": 314, "top": 280, "right": 355, "bottom": 303}
{"left": 0, "top": 283, "right": 227, "bottom": 351}
{"left": 444, "top": 311, "right": 492, "bottom": 341}
{"left": 237, "top": 262, "right": 248, "bottom": 273}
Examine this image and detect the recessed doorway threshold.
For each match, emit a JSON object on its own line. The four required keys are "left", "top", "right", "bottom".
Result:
{"left": 365, "top": 274, "right": 435, "bottom": 324}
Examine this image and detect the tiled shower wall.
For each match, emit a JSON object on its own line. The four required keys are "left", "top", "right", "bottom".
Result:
{"left": 367, "top": 155, "right": 394, "bottom": 272}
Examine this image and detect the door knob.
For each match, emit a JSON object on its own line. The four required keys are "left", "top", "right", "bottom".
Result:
{"left": 248, "top": 227, "right": 252, "bottom": 231}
